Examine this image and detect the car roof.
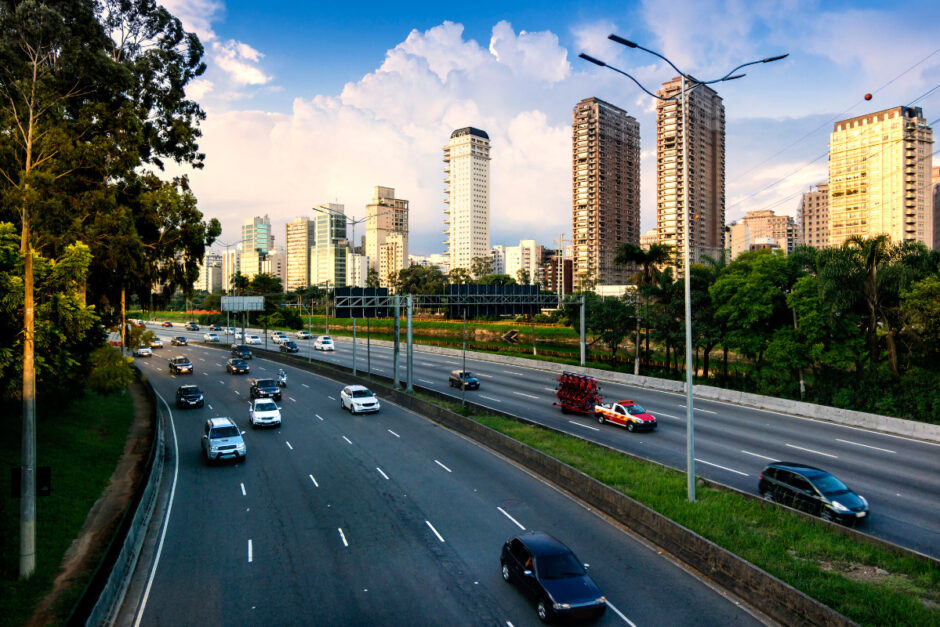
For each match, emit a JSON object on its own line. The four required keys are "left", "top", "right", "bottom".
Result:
{"left": 346, "top": 385, "right": 371, "bottom": 392}
{"left": 765, "top": 461, "right": 828, "bottom": 476}
{"left": 253, "top": 398, "right": 277, "bottom": 405}
{"left": 513, "top": 531, "right": 571, "bottom": 556}
{"left": 254, "top": 378, "right": 275, "bottom": 385}
{"left": 171, "top": 356, "right": 190, "bottom": 361}
{"left": 178, "top": 384, "right": 199, "bottom": 391}
{"left": 207, "top": 417, "right": 235, "bottom": 427}
{"left": 616, "top": 400, "right": 636, "bottom": 405}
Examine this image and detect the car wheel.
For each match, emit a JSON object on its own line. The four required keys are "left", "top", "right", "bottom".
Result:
{"left": 340, "top": 398, "right": 346, "bottom": 410}
{"left": 501, "top": 562, "right": 512, "bottom": 582}
{"left": 762, "top": 490, "right": 774, "bottom": 503}
{"left": 627, "top": 421, "right": 636, "bottom": 432}
{"left": 596, "top": 413, "right": 605, "bottom": 425}
{"left": 537, "top": 599, "right": 551, "bottom": 622}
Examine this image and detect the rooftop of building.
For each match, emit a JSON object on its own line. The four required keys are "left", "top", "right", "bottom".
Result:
{"left": 833, "top": 105, "right": 925, "bottom": 131}
{"left": 450, "top": 127, "right": 489, "bottom": 140}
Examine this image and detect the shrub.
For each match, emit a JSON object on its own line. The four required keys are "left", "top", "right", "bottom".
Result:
{"left": 86, "top": 345, "right": 135, "bottom": 394}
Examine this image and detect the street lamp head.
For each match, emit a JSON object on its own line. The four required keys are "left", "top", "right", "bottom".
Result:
{"left": 578, "top": 52, "right": 607, "bottom": 67}
{"left": 762, "top": 53, "right": 789, "bottom": 63}
{"left": 723, "top": 73, "right": 746, "bottom": 81}
{"left": 607, "top": 34, "right": 638, "bottom": 48}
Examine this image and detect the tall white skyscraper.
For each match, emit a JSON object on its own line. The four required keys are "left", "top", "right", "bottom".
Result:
{"left": 443, "top": 127, "right": 490, "bottom": 273}
{"left": 285, "top": 217, "right": 316, "bottom": 291}
{"left": 365, "top": 186, "right": 409, "bottom": 287}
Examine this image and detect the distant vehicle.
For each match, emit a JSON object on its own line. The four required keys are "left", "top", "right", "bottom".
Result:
{"left": 203, "top": 332, "right": 220, "bottom": 343}
{"left": 314, "top": 336, "right": 335, "bottom": 351}
{"left": 168, "top": 356, "right": 193, "bottom": 375}
{"left": 449, "top": 370, "right": 480, "bottom": 390}
{"left": 279, "top": 340, "right": 300, "bottom": 353}
{"left": 296, "top": 330, "right": 312, "bottom": 340}
{"left": 171, "top": 336, "right": 188, "bottom": 346}
{"left": 185, "top": 322, "right": 199, "bottom": 331}
{"left": 759, "top": 462, "right": 868, "bottom": 524}
{"left": 209, "top": 324, "right": 222, "bottom": 331}
{"left": 176, "top": 385, "right": 204, "bottom": 409}
{"left": 134, "top": 320, "right": 145, "bottom": 328}
{"left": 340, "top": 385, "right": 380, "bottom": 414}
{"left": 224, "top": 327, "right": 236, "bottom": 335}
{"left": 245, "top": 334, "right": 261, "bottom": 345}
{"left": 150, "top": 337, "right": 164, "bottom": 349}
{"left": 201, "top": 417, "right": 245, "bottom": 463}
{"left": 249, "top": 378, "right": 281, "bottom": 401}
{"left": 134, "top": 346, "right": 152, "bottom": 358}
{"left": 554, "top": 371, "right": 601, "bottom": 415}
{"left": 226, "top": 358, "right": 250, "bottom": 374}
{"left": 231, "top": 345, "right": 252, "bottom": 360}
{"left": 161, "top": 321, "right": 173, "bottom": 328}
{"left": 249, "top": 398, "right": 281, "bottom": 429}
{"left": 500, "top": 531, "right": 606, "bottom": 623}
{"left": 271, "top": 331, "right": 287, "bottom": 344}
{"left": 594, "top": 400, "right": 657, "bottom": 432}
{"left": 234, "top": 330, "right": 243, "bottom": 340}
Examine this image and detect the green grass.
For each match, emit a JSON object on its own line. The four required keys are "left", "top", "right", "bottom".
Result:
{"left": 0, "top": 390, "right": 135, "bottom": 627}
{"left": 412, "top": 392, "right": 940, "bottom": 626}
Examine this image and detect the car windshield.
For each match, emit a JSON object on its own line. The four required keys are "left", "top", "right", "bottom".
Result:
{"left": 182, "top": 387, "right": 201, "bottom": 395}
{"left": 257, "top": 379, "right": 275, "bottom": 388}
{"left": 231, "top": 359, "right": 245, "bottom": 366}
{"left": 352, "top": 389, "right": 373, "bottom": 398}
{"left": 255, "top": 401, "right": 277, "bottom": 412}
{"left": 321, "top": 337, "right": 332, "bottom": 342}
{"left": 537, "top": 552, "right": 585, "bottom": 579}
{"left": 211, "top": 426, "right": 239, "bottom": 438}
{"left": 810, "top": 473, "right": 850, "bottom": 496}
{"left": 461, "top": 372, "right": 474, "bottom": 379}
{"left": 173, "top": 358, "right": 189, "bottom": 364}
{"left": 285, "top": 342, "right": 296, "bottom": 347}
{"left": 626, "top": 404, "right": 646, "bottom": 415}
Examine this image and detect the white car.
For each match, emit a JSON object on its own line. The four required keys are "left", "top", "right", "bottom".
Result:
{"left": 203, "top": 332, "right": 220, "bottom": 343}
{"left": 234, "top": 330, "right": 243, "bottom": 340}
{"left": 224, "top": 327, "right": 235, "bottom": 335}
{"left": 134, "top": 346, "right": 152, "bottom": 357}
{"left": 314, "top": 335, "right": 335, "bottom": 351}
{"left": 340, "top": 385, "right": 380, "bottom": 414}
{"left": 150, "top": 337, "right": 164, "bottom": 349}
{"left": 249, "top": 398, "right": 282, "bottom": 428}
{"left": 271, "top": 332, "right": 287, "bottom": 344}
{"left": 296, "top": 330, "right": 312, "bottom": 340}
{"left": 245, "top": 334, "right": 262, "bottom": 345}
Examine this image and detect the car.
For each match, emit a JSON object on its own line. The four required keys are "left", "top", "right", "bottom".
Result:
{"left": 201, "top": 417, "right": 246, "bottom": 463}
{"left": 594, "top": 400, "right": 657, "bottom": 432}
{"left": 500, "top": 531, "right": 606, "bottom": 623}
{"left": 176, "top": 385, "right": 205, "bottom": 409}
{"left": 249, "top": 378, "right": 281, "bottom": 401}
{"left": 171, "top": 336, "right": 188, "bottom": 346}
{"left": 161, "top": 321, "right": 173, "bottom": 328}
{"left": 203, "top": 332, "right": 220, "bottom": 343}
{"left": 279, "top": 340, "right": 300, "bottom": 353}
{"left": 134, "top": 345, "right": 152, "bottom": 357}
{"left": 134, "top": 320, "right": 145, "bottom": 328}
{"left": 271, "top": 331, "right": 287, "bottom": 344}
{"left": 224, "top": 327, "right": 236, "bottom": 335}
{"left": 340, "top": 385, "right": 380, "bottom": 414}
{"left": 168, "top": 356, "right": 194, "bottom": 374}
{"left": 231, "top": 344, "right": 252, "bottom": 360}
{"left": 758, "top": 462, "right": 869, "bottom": 524}
{"left": 296, "top": 330, "right": 312, "bottom": 340}
{"left": 245, "top": 334, "right": 262, "bottom": 345}
{"left": 185, "top": 322, "right": 199, "bottom": 331}
{"left": 449, "top": 370, "right": 480, "bottom": 390}
{"left": 314, "top": 335, "right": 335, "bottom": 351}
{"left": 150, "top": 337, "right": 164, "bottom": 349}
{"left": 234, "top": 330, "right": 243, "bottom": 340}
{"left": 249, "top": 398, "right": 282, "bottom": 428}
{"left": 209, "top": 324, "right": 222, "bottom": 331}
{"left": 226, "top": 358, "right": 250, "bottom": 374}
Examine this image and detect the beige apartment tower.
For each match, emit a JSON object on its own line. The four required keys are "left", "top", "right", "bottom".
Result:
{"left": 365, "top": 186, "right": 409, "bottom": 287}
{"left": 728, "top": 209, "right": 797, "bottom": 259}
{"left": 933, "top": 166, "right": 940, "bottom": 249}
{"left": 656, "top": 78, "right": 726, "bottom": 267}
{"left": 443, "top": 127, "right": 490, "bottom": 273}
{"left": 798, "top": 182, "right": 829, "bottom": 249}
{"left": 572, "top": 97, "right": 641, "bottom": 287}
{"left": 285, "top": 217, "right": 317, "bottom": 291}
{"left": 828, "top": 106, "right": 934, "bottom": 247}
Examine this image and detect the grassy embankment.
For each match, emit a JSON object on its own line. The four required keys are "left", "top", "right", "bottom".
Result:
{"left": 0, "top": 391, "right": 134, "bottom": 627}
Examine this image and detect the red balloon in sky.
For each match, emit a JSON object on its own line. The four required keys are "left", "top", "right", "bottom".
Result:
{"left": 864, "top": 93, "right": 873, "bottom": 100}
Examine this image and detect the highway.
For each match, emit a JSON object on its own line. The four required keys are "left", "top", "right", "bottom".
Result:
{"left": 137, "top": 322, "right": 940, "bottom": 560}
{"left": 126, "top": 339, "right": 764, "bottom": 625}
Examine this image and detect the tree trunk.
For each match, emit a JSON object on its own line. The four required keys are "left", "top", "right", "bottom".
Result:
{"left": 702, "top": 346, "right": 711, "bottom": 380}
{"left": 722, "top": 345, "right": 729, "bottom": 379}
{"left": 20, "top": 221, "right": 36, "bottom": 578}
{"left": 634, "top": 310, "right": 641, "bottom": 376}
{"left": 885, "top": 331, "right": 900, "bottom": 377}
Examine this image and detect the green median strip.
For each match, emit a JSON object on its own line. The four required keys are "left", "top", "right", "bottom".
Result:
{"left": 414, "top": 392, "right": 940, "bottom": 627}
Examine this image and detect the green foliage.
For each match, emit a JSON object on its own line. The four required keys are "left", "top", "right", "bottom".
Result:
{"left": 469, "top": 255, "right": 493, "bottom": 280}
{"left": 396, "top": 264, "right": 446, "bottom": 294}
{"left": 247, "top": 272, "right": 282, "bottom": 295}
{"left": 478, "top": 273, "right": 516, "bottom": 285}
{"left": 86, "top": 345, "right": 135, "bottom": 393}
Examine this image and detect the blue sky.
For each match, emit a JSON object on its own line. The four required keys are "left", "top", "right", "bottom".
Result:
{"left": 161, "top": 0, "right": 940, "bottom": 256}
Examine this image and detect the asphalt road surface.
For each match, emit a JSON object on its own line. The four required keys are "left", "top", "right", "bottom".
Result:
{"left": 126, "top": 341, "right": 765, "bottom": 626}
{"left": 139, "top": 323, "right": 940, "bottom": 559}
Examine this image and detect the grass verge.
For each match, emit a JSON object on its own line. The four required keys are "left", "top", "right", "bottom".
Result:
{"left": 414, "top": 392, "right": 940, "bottom": 627}
{"left": 0, "top": 390, "right": 135, "bottom": 627}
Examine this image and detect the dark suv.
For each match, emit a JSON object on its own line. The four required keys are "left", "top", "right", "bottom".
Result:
{"left": 500, "top": 531, "right": 606, "bottom": 623}
{"left": 758, "top": 462, "right": 868, "bottom": 524}
{"left": 250, "top": 378, "right": 281, "bottom": 401}
{"left": 449, "top": 370, "right": 480, "bottom": 390}
{"left": 231, "top": 344, "right": 252, "bottom": 359}
{"left": 185, "top": 322, "right": 199, "bottom": 331}
{"left": 168, "top": 356, "right": 193, "bottom": 374}
{"left": 176, "top": 385, "right": 204, "bottom": 409}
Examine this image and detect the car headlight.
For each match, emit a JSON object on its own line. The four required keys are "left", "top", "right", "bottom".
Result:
{"left": 210, "top": 445, "right": 220, "bottom": 452}
{"left": 237, "top": 443, "right": 246, "bottom": 452}
{"left": 595, "top": 596, "right": 606, "bottom": 605}
{"left": 859, "top": 496, "right": 868, "bottom": 507}
{"left": 831, "top": 500, "right": 849, "bottom": 512}
{"left": 553, "top": 603, "right": 571, "bottom": 610}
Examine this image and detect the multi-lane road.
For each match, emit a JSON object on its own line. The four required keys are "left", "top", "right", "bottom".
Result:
{"left": 124, "top": 338, "right": 765, "bottom": 625}
{"left": 137, "top": 322, "right": 940, "bottom": 561}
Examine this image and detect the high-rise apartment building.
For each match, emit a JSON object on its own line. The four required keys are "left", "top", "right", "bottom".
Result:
{"left": 443, "top": 127, "right": 490, "bottom": 273}
{"left": 798, "top": 182, "right": 829, "bottom": 249}
{"left": 504, "top": 239, "right": 544, "bottom": 285}
{"left": 378, "top": 232, "right": 407, "bottom": 287}
{"left": 311, "top": 203, "right": 348, "bottom": 288}
{"left": 572, "top": 97, "right": 641, "bottom": 287}
{"left": 656, "top": 78, "right": 726, "bottom": 267}
{"left": 490, "top": 245, "right": 506, "bottom": 275}
{"left": 242, "top": 215, "right": 275, "bottom": 253}
{"left": 365, "top": 186, "right": 409, "bottom": 286}
{"left": 346, "top": 252, "right": 368, "bottom": 288}
{"left": 728, "top": 209, "right": 797, "bottom": 259}
{"left": 285, "top": 217, "right": 317, "bottom": 291}
{"left": 221, "top": 248, "right": 240, "bottom": 292}
{"left": 194, "top": 253, "right": 222, "bottom": 293}
{"left": 933, "top": 165, "right": 940, "bottom": 250}
{"left": 828, "top": 106, "right": 934, "bottom": 247}
{"left": 640, "top": 229, "right": 658, "bottom": 250}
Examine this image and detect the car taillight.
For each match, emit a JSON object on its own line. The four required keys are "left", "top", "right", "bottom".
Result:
{"left": 759, "top": 473, "right": 763, "bottom": 480}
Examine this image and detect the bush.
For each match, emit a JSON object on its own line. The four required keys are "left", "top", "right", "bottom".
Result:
{"left": 533, "top": 313, "right": 551, "bottom": 323}
{"left": 86, "top": 345, "right": 135, "bottom": 393}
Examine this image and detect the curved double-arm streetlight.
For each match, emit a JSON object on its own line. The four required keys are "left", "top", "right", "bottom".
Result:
{"left": 580, "top": 35, "right": 787, "bottom": 503}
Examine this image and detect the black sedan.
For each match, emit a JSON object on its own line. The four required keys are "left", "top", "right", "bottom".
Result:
{"left": 279, "top": 340, "right": 300, "bottom": 353}
{"left": 249, "top": 378, "right": 281, "bottom": 401}
{"left": 231, "top": 344, "right": 252, "bottom": 360}
{"left": 226, "top": 358, "right": 250, "bottom": 374}
{"left": 175, "top": 385, "right": 205, "bottom": 409}
{"left": 168, "top": 356, "right": 193, "bottom": 375}
{"left": 500, "top": 531, "right": 606, "bottom": 622}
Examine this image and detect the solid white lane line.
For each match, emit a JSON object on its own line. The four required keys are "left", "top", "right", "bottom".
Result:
{"left": 338, "top": 528, "right": 348, "bottom": 547}
{"left": 741, "top": 450, "right": 777, "bottom": 461}
{"left": 504, "top": 371, "right": 526, "bottom": 376}
{"left": 434, "top": 460, "right": 452, "bottom": 473}
{"left": 497, "top": 507, "right": 525, "bottom": 531}
{"left": 543, "top": 387, "right": 556, "bottom": 392}
{"left": 479, "top": 395, "right": 502, "bottom": 403}
{"left": 376, "top": 467, "right": 389, "bottom": 480}
{"left": 240, "top": 483, "right": 246, "bottom": 496}
{"left": 387, "top": 429, "right": 400, "bottom": 438}
{"left": 569, "top": 421, "right": 600, "bottom": 432}
{"left": 285, "top": 441, "right": 293, "bottom": 450}
{"left": 836, "top": 438, "right": 896, "bottom": 454}
{"left": 514, "top": 392, "right": 539, "bottom": 399}
{"left": 343, "top": 436, "right": 352, "bottom": 445}
{"left": 328, "top": 395, "right": 336, "bottom": 400}
{"left": 476, "top": 373, "right": 494, "bottom": 378}
{"left": 605, "top": 600, "right": 637, "bottom": 626}
{"left": 315, "top": 414, "right": 324, "bottom": 421}
{"left": 425, "top": 520, "right": 445, "bottom": 543}
{"left": 248, "top": 539, "right": 253, "bottom": 563}
{"left": 696, "top": 458, "right": 749, "bottom": 476}
{"left": 786, "top": 443, "right": 838, "bottom": 458}
{"left": 309, "top": 474, "right": 318, "bottom": 487}
{"left": 302, "top": 383, "right": 310, "bottom": 388}
{"left": 419, "top": 378, "right": 436, "bottom": 384}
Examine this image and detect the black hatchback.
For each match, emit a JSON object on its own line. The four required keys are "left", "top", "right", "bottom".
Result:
{"left": 176, "top": 385, "right": 204, "bottom": 409}
{"left": 758, "top": 462, "right": 868, "bottom": 524}
{"left": 250, "top": 378, "right": 281, "bottom": 401}
{"left": 500, "top": 531, "right": 606, "bottom": 623}
{"left": 226, "top": 358, "right": 250, "bottom": 374}
{"left": 231, "top": 344, "right": 252, "bottom": 359}
{"left": 279, "top": 340, "right": 300, "bottom": 353}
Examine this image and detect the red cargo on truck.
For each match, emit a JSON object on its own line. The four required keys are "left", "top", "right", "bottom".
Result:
{"left": 553, "top": 371, "right": 602, "bottom": 414}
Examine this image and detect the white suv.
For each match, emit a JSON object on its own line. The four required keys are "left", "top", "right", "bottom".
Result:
{"left": 245, "top": 334, "right": 261, "bottom": 345}
{"left": 340, "top": 385, "right": 380, "bottom": 414}
{"left": 201, "top": 417, "right": 246, "bottom": 463}
{"left": 271, "top": 331, "right": 287, "bottom": 344}
{"left": 314, "top": 336, "right": 335, "bottom": 351}
{"left": 249, "top": 398, "right": 282, "bottom": 428}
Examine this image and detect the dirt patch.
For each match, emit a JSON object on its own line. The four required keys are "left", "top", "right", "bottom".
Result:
{"left": 817, "top": 559, "right": 896, "bottom": 584}
{"left": 27, "top": 382, "right": 154, "bottom": 626}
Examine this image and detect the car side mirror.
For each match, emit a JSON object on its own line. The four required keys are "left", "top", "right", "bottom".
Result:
{"left": 523, "top": 570, "right": 534, "bottom": 577}
{"left": 240, "top": 430, "right": 246, "bottom": 435}
{"left": 584, "top": 563, "right": 590, "bottom": 570}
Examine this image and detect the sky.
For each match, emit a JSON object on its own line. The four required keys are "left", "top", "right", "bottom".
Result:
{"left": 159, "top": 0, "right": 940, "bottom": 257}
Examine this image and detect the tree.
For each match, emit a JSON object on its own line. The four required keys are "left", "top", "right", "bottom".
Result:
{"left": 248, "top": 272, "right": 282, "bottom": 295}
{"left": 901, "top": 275, "right": 940, "bottom": 362}
{"left": 515, "top": 267, "right": 530, "bottom": 285}
{"left": 478, "top": 273, "right": 516, "bottom": 285}
{"left": 614, "top": 242, "right": 673, "bottom": 371}
{"left": 470, "top": 255, "right": 493, "bottom": 280}
{"left": 230, "top": 271, "right": 249, "bottom": 295}
{"left": 396, "top": 264, "right": 446, "bottom": 294}
{"left": 366, "top": 267, "right": 380, "bottom": 288}
{"left": 448, "top": 267, "right": 471, "bottom": 285}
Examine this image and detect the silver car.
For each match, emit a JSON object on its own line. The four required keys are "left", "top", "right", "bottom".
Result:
{"left": 201, "top": 417, "right": 246, "bottom": 463}
{"left": 340, "top": 385, "right": 381, "bottom": 414}
{"left": 249, "top": 398, "right": 282, "bottom": 428}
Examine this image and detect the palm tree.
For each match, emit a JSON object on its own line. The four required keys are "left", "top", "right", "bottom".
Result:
{"left": 614, "top": 243, "right": 673, "bottom": 373}
{"left": 843, "top": 235, "right": 892, "bottom": 372}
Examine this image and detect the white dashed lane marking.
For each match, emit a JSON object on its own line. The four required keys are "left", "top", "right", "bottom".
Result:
{"left": 309, "top": 475, "right": 318, "bottom": 487}
{"left": 342, "top": 436, "right": 352, "bottom": 445}
{"left": 696, "top": 458, "right": 749, "bottom": 476}
{"left": 479, "top": 395, "right": 502, "bottom": 403}
{"left": 376, "top": 467, "right": 389, "bottom": 480}
{"left": 835, "top": 438, "right": 896, "bottom": 454}
{"left": 497, "top": 507, "right": 525, "bottom": 530}
{"left": 434, "top": 460, "right": 452, "bottom": 473}
{"left": 425, "top": 520, "right": 445, "bottom": 543}
{"left": 240, "top": 483, "right": 246, "bottom": 496}
{"left": 387, "top": 430, "right": 400, "bottom": 438}
{"left": 568, "top": 421, "right": 599, "bottom": 432}
{"left": 786, "top": 443, "right": 837, "bottom": 459}
{"left": 338, "top": 528, "right": 348, "bottom": 547}
{"left": 514, "top": 392, "right": 539, "bottom": 399}
{"left": 741, "top": 450, "right": 776, "bottom": 461}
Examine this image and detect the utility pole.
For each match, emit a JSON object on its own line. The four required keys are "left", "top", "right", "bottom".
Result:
{"left": 461, "top": 308, "right": 467, "bottom": 408}
{"left": 393, "top": 298, "right": 401, "bottom": 389}
{"left": 406, "top": 295, "right": 414, "bottom": 392}
{"left": 580, "top": 294, "right": 586, "bottom": 367}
